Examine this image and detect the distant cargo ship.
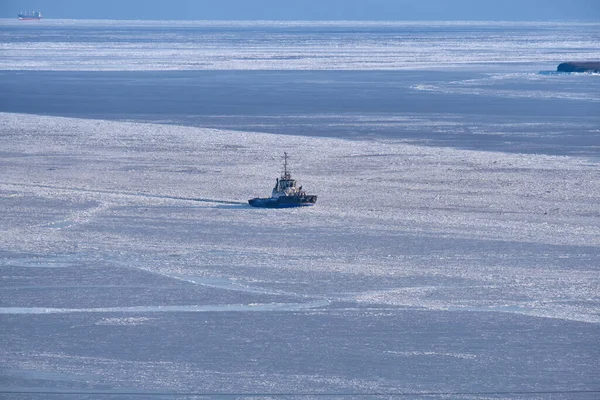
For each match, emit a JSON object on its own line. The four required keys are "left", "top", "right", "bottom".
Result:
{"left": 18, "top": 10, "right": 42, "bottom": 20}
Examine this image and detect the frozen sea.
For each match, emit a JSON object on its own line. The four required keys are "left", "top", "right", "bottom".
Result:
{"left": 1, "top": 20, "right": 600, "bottom": 399}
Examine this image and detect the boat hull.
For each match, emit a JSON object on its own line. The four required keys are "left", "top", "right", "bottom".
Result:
{"left": 248, "top": 195, "right": 317, "bottom": 208}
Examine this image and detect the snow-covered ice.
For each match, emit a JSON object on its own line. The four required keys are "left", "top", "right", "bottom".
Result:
{"left": 1, "top": 112, "right": 599, "bottom": 397}
{"left": 1, "top": 20, "right": 599, "bottom": 71}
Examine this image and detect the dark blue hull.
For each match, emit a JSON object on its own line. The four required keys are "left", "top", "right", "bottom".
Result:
{"left": 248, "top": 195, "right": 317, "bottom": 208}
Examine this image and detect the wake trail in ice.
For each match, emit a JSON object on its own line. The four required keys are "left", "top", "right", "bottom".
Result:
{"left": 0, "top": 182, "right": 247, "bottom": 206}
{"left": 172, "top": 274, "right": 334, "bottom": 301}
{"left": 0, "top": 300, "right": 330, "bottom": 314}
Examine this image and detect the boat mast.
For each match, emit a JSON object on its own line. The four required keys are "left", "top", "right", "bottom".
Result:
{"left": 282, "top": 152, "right": 291, "bottom": 179}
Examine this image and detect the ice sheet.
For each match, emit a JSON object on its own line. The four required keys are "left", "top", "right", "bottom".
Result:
{"left": 2, "top": 20, "right": 599, "bottom": 71}
{"left": 1, "top": 112, "right": 599, "bottom": 395}
{"left": 1, "top": 112, "right": 598, "bottom": 321}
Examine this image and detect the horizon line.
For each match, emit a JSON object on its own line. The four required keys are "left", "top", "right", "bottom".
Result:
{"left": 4, "top": 17, "right": 600, "bottom": 22}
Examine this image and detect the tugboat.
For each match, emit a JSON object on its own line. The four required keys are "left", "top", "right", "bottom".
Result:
{"left": 248, "top": 153, "right": 317, "bottom": 208}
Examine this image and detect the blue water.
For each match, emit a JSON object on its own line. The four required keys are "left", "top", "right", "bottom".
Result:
{"left": 1, "top": 69, "right": 599, "bottom": 157}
